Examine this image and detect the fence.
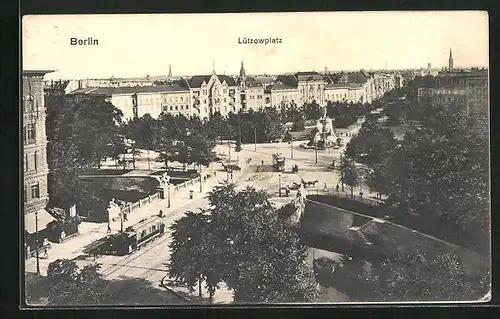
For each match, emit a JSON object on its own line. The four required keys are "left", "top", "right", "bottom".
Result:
{"left": 173, "top": 176, "right": 202, "bottom": 192}
{"left": 304, "top": 186, "right": 384, "bottom": 207}
{"left": 120, "top": 192, "right": 161, "bottom": 215}
{"left": 119, "top": 175, "right": 205, "bottom": 215}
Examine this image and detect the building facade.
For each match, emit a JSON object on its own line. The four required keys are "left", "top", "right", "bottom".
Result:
{"left": 65, "top": 65, "right": 399, "bottom": 121}
{"left": 417, "top": 69, "right": 489, "bottom": 118}
{"left": 188, "top": 72, "right": 240, "bottom": 118}
{"left": 296, "top": 72, "right": 327, "bottom": 105}
{"left": 23, "top": 70, "right": 56, "bottom": 249}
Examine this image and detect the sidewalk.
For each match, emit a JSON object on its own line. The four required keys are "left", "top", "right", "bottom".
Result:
{"left": 25, "top": 171, "right": 230, "bottom": 276}
{"left": 161, "top": 276, "right": 234, "bottom": 304}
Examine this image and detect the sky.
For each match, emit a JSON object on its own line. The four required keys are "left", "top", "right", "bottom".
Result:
{"left": 22, "top": 11, "right": 489, "bottom": 80}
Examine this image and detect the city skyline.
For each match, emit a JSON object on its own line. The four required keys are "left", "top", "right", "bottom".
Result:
{"left": 23, "top": 12, "right": 489, "bottom": 80}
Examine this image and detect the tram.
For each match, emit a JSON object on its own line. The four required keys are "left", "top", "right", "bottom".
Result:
{"left": 272, "top": 153, "right": 285, "bottom": 172}
{"left": 84, "top": 216, "right": 166, "bottom": 256}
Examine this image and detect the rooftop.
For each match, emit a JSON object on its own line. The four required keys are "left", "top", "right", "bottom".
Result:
{"left": 68, "top": 81, "right": 190, "bottom": 96}
{"left": 23, "top": 70, "right": 56, "bottom": 76}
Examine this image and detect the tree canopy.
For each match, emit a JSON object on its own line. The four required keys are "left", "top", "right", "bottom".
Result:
{"left": 46, "top": 96, "right": 124, "bottom": 213}
{"left": 344, "top": 100, "right": 489, "bottom": 253}
{"left": 168, "top": 183, "right": 321, "bottom": 303}
{"left": 341, "top": 251, "right": 490, "bottom": 302}
{"left": 45, "top": 259, "right": 107, "bottom": 305}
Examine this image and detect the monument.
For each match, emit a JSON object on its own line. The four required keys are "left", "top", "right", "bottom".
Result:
{"left": 307, "top": 106, "right": 338, "bottom": 149}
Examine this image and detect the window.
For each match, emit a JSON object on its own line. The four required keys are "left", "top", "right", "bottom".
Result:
{"left": 223, "top": 89, "right": 227, "bottom": 95}
{"left": 162, "top": 105, "right": 168, "bottom": 112}
{"left": 203, "top": 90, "right": 207, "bottom": 95}
{"left": 25, "top": 124, "right": 36, "bottom": 142}
{"left": 24, "top": 154, "right": 27, "bottom": 172}
{"left": 31, "top": 183, "right": 40, "bottom": 199}
{"left": 180, "top": 105, "right": 184, "bottom": 110}
{"left": 180, "top": 97, "right": 184, "bottom": 101}
{"left": 175, "top": 105, "right": 178, "bottom": 111}
{"left": 224, "top": 98, "right": 226, "bottom": 103}
{"left": 24, "top": 187, "right": 27, "bottom": 203}
{"left": 34, "top": 151, "right": 38, "bottom": 170}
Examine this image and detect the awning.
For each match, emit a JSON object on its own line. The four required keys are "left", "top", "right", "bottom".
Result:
{"left": 25, "top": 209, "right": 57, "bottom": 234}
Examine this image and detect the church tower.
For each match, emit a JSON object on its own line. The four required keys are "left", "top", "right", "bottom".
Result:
{"left": 448, "top": 48, "right": 454, "bottom": 71}
{"left": 239, "top": 61, "right": 246, "bottom": 88}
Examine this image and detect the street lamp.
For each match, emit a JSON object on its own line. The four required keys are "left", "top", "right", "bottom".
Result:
{"left": 340, "top": 154, "right": 345, "bottom": 192}
{"left": 254, "top": 125, "right": 257, "bottom": 152}
{"left": 278, "top": 173, "right": 282, "bottom": 197}
{"left": 120, "top": 211, "right": 124, "bottom": 233}
{"left": 290, "top": 134, "right": 294, "bottom": 159}
{"left": 315, "top": 140, "right": 318, "bottom": 164}
{"left": 199, "top": 167, "right": 203, "bottom": 193}
{"left": 35, "top": 210, "right": 40, "bottom": 276}
{"left": 167, "top": 182, "right": 171, "bottom": 208}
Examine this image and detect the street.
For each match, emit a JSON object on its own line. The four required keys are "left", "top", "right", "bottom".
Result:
{"left": 85, "top": 121, "right": 368, "bottom": 303}
{"left": 26, "top": 121, "right": 370, "bottom": 305}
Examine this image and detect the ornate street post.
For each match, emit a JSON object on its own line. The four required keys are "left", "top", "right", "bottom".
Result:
{"left": 35, "top": 210, "right": 40, "bottom": 276}
{"left": 167, "top": 182, "right": 171, "bottom": 208}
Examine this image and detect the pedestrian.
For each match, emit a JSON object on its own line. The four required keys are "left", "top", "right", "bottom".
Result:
{"left": 336, "top": 184, "right": 339, "bottom": 193}
{"left": 107, "top": 222, "right": 111, "bottom": 234}
{"left": 285, "top": 186, "right": 290, "bottom": 197}
{"left": 124, "top": 213, "right": 128, "bottom": 221}
{"left": 261, "top": 160, "right": 264, "bottom": 166}
{"left": 189, "top": 190, "right": 194, "bottom": 199}
{"left": 43, "top": 247, "right": 48, "bottom": 259}
{"left": 159, "top": 210, "right": 164, "bottom": 217}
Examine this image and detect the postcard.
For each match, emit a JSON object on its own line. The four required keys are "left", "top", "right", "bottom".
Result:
{"left": 22, "top": 11, "right": 490, "bottom": 306}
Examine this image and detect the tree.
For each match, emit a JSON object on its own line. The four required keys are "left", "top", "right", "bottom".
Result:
{"left": 168, "top": 183, "right": 321, "bottom": 303}
{"left": 340, "top": 157, "right": 359, "bottom": 197}
{"left": 234, "top": 134, "right": 242, "bottom": 163}
{"left": 46, "top": 259, "right": 106, "bottom": 305}
{"left": 206, "top": 111, "right": 226, "bottom": 143}
{"left": 303, "top": 102, "right": 323, "bottom": 121}
{"left": 260, "top": 107, "right": 285, "bottom": 142}
{"left": 154, "top": 113, "right": 181, "bottom": 169}
{"left": 46, "top": 96, "right": 123, "bottom": 209}
{"left": 169, "top": 211, "right": 215, "bottom": 300}
{"left": 347, "top": 251, "right": 490, "bottom": 302}
{"left": 289, "top": 104, "right": 305, "bottom": 131}
{"left": 70, "top": 98, "right": 124, "bottom": 168}
{"left": 356, "top": 101, "right": 489, "bottom": 253}
{"left": 123, "top": 114, "right": 157, "bottom": 170}
{"left": 366, "top": 159, "right": 392, "bottom": 200}
{"left": 344, "top": 119, "right": 397, "bottom": 167}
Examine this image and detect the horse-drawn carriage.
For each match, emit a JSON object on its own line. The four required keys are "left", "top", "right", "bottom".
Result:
{"left": 221, "top": 163, "right": 241, "bottom": 172}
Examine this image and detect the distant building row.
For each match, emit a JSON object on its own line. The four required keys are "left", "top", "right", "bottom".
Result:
{"left": 53, "top": 64, "right": 403, "bottom": 121}
{"left": 417, "top": 68, "right": 489, "bottom": 118}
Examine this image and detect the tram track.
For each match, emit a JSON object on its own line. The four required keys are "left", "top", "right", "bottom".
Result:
{"left": 97, "top": 167, "right": 253, "bottom": 285}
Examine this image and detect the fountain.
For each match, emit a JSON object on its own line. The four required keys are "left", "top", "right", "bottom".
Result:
{"left": 307, "top": 106, "right": 338, "bottom": 149}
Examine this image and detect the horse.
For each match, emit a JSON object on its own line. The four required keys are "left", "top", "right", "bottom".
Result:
{"left": 307, "top": 180, "right": 318, "bottom": 187}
